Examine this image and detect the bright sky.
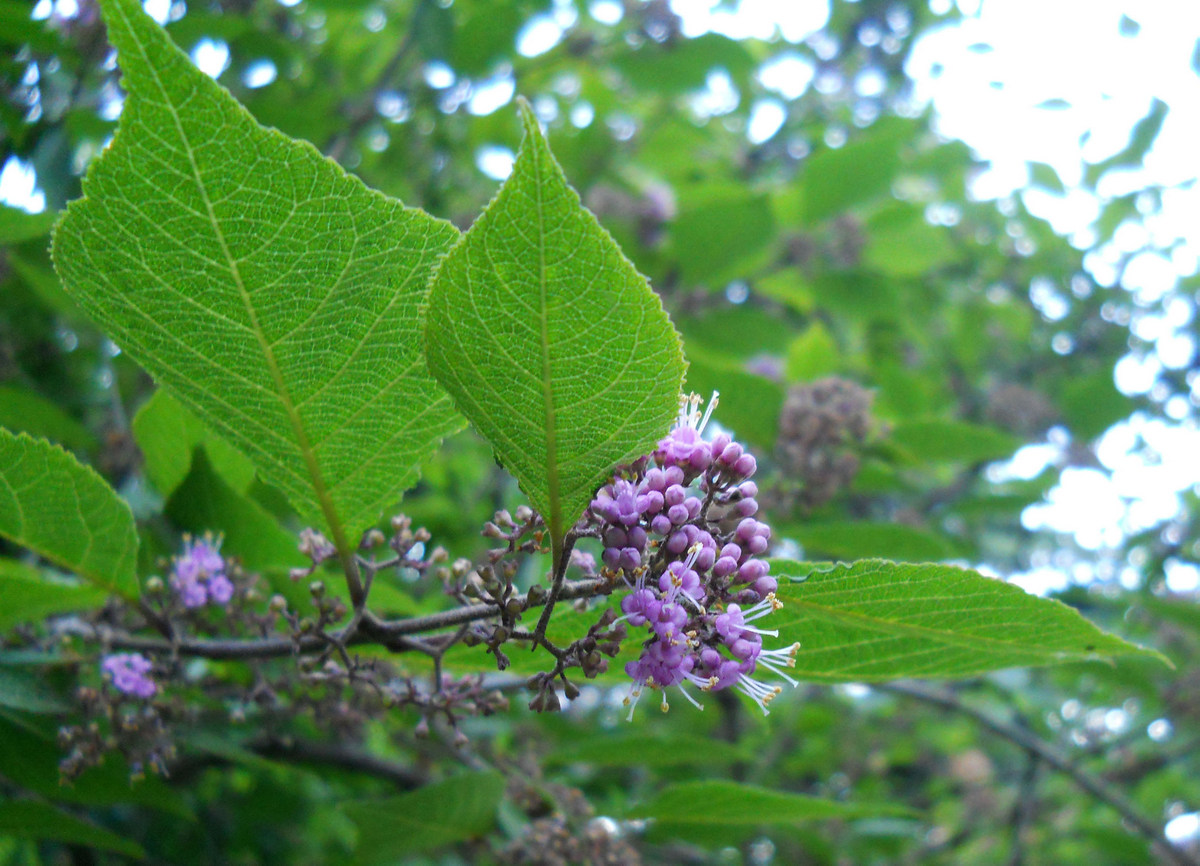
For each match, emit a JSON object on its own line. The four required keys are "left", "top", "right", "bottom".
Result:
{"left": 5, "top": 0, "right": 1198, "bottom": 595}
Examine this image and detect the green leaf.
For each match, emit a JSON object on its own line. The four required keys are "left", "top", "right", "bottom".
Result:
{"left": 0, "top": 386, "right": 97, "bottom": 453}
{"left": 0, "top": 429, "right": 138, "bottom": 598}
{"left": 133, "top": 389, "right": 256, "bottom": 498}
{"left": 343, "top": 772, "right": 504, "bottom": 863}
{"left": 631, "top": 780, "right": 911, "bottom": 846}
{"left": 770, "top": 559, "right": 1163, "bottom": 682}
{"left": 52, "top": 0, "right": 463, "bottom": 556}
{"left": 0, "top": 800, "right": 145, "bottom": 859}
{"left": 890, "top": 418, "right": 1018, "bottom": 464}
{"left": 1057, "top": 371, "right": 1135, "bottom": 440}
{"left": 1028, "top": 161, "right": 1066, "bottom": 194}
{"left": 683, "top": 347, "right": 783, "bottom": 451}
{"left": 783, "top": 521, "right": 955, "bottom": 562}
{"left": 784, "top": 322, "right": 840, "bottom": 382}
{"left": 862, "top": 204, "right": 960, "bottom": 278}
{"left": 166, "top": 450, "right": 304, "bottom": 574}
{"left": 0, "top": 668, "right": 69, "bottom": 713}
{"left": 0, "top": 204, "right": 57, "bottom": 244}
{"left": 671, "top": 186, "right": 777, "bottom": 286}
{"left": 544, "top": 732, "right": 749, "bottom": 769}
{"left": 425, "top": 100, "right": 685, "bottom": 552}
{"left": 780, "top": 118, "right": 916, "bottom": 226}
{"left": 0, "top": 714, "right": 192, "bottom": 819}
{"left": 0, "top": 559, "right": 107, "bottom": 632}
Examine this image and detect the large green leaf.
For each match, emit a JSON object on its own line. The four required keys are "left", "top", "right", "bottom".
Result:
{"left": 52, "top": 0, "right": 463, "bottom": 555}
{"left": 0, "top": 429, "right": 138, "bottom": 598}
{"left": 890, "top": 418, "right": 1019, "bottom": 464}
{"left": 0, "top": 800, "right": 145, "bottom": 859}
{"left": 425, "top": 100, "right": 685, "bottom": 551}
{"left": 771, "top": 560, "right": 1162, "bottom": 682}
{"left": 784, "top": 521, "right": 955, "bottom": 562}
{"left": 343, "top": 772, "right": 504, "bottom": 863}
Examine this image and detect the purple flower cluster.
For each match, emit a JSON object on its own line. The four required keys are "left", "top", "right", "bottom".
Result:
{"left": 102, "top": 653, "right": 157, "bottom": 698}
{"left": 588, "top": 393, "right": 799, "bottom": 718}
{"left": 170, "top": 536, "right": 232, "bottom": 609}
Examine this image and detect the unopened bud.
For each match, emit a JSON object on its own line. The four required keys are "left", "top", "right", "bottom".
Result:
{"left": 309, "top": 580, "right": 325, "bottom": 598}
{"left": 269, "top": 594, "right": 287, "bottom": 613}
{"left": 144, "top": 575, "right": 164, "bottom": 594}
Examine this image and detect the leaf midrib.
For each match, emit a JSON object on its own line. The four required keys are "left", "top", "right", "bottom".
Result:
{"left": 116, "top": 1, "right": 350, "bottom": 555}
{"left": 529, "top": 109, "right": 562, "bottom": 550}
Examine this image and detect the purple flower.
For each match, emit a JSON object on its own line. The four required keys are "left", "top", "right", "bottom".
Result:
{"left": 102, "top": 653, "right": 157, "bottom": 698}
{"left": 171, "top": 536, "right": 231, "bottom": 608}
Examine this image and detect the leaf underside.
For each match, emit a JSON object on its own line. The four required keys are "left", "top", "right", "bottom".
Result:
{"left": 53, "top": 0, "right": 463, "bottom": 547}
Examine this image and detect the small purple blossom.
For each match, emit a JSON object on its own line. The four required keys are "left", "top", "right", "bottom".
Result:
{"left": 102, "top": 653, "right": 157, "bottom": 698}
{"left": 170, "top": 536, "right": 231, "bottom": 609}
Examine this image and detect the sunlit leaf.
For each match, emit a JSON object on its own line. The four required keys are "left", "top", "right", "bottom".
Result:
{"left": 426, "top": 99, "right": 685, "bottom": 552}
{"left": 53, "top": 0, "right": 463, "bottom": 555}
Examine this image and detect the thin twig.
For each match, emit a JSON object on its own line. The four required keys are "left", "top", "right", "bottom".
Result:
{"left": 74, "top": 578, "right": 609, "bottom": 661}
{"left": 881, "top": 681, "right": 1197, "bottom": 866}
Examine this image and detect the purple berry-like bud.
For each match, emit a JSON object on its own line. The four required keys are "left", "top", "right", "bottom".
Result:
{"left": 641, "top": 490, "right": 664, "bottom": 514}
{"left": 751, "top": 576, "right": 778, "bottom": 598}
{"left": 733, "top": 454, "right": 757, "bottom": 478}
{"left": 721, "top": 542, "right": 743, "bottom": 562}
{"left": 713, "top": 556, "right": 738, "bottom": 578}
{"left": 618, "top": 548, "right": 641, "bottom": 570}
{"left": 718, "top": 442, "right": 743, "bottom": 465}
{"left": 627, "top": 526, "right": 648, "bottom": 550}
{"left": 664, "top": 485, "right": 687, "bottom": 507}
{"left": 748, "top": 535, "right": 769, "bottom": 555}
{"left": 651, "top": 514, "right": 673, "bottom": 535}
{"left": 663, "top": 466, "right": 685, "bottom": 486}
{"left": 667, "top": 504, "right": 689, "bottom": 525}
{"left": 602, "top": 547, "right": 621, "bottom": 569}
{"left": 604, "top": 527, "right": 628, "bottom": 548}
{"left": 730, "top": 636, "right": 761, "bottom": 662}
{"left": 738, "top": 559, "right": 769, "bottom": 582}
{"left": 666, "top": 530, "right": 690, "bottom": 554}
{"left": 694, "top": 544, "right": 716, "bottom": 571}
{"left": 685, "top": 496, "right": 702, "bottom": 519}
{"left": 644, "top": 468, "right": 667, "bottom": 491}
{"left": 709, "top": 432, "right": 731, "bottom": 456}
{"left": 736, "top": 498, "right": 759, "bottom": 517}
{"left": 739, "top": 481, "right": 759, "bottom": 498}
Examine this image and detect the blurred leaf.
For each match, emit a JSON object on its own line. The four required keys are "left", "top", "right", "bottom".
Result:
{"left": 344, "top": 772, "right": 504, "bottom": 862}
{"left": 165, "top": 450, "right": 304, "bottom": 575}
{"left": 426, "top": 100, "right": 685, "bottom": 552}
{"left": 1057, "top": 371, "right": 1135, "bottom": 440}
{"left": 616, "top": 33, "right": 756, "bottom": 94}
{"left": 863, "top": 204, "right": 961, "bottom": 278}
{"left": 0, "top": 429, "right": 138, "bottom": 598}
{"left": 684, "top": 346, "right": 783, "bottom": 450}
{"left": 1028, "top": 161, "right": 1066, "bottom": 194}
{"left": 1035, "top": 98, "right": 1071, "bottom": 111}
{"left": 781, "top": 118, "right": 915, "bottom": 225}
{"left": 0, "top": 669, "right": 69, "bottom": 713}
{"left": 53, "top": 0, "right": 463, "bottom": 546}
{"left": 0, "top": 559, "right": 107, "bottom": 632}
{"left": 785, "top": 321, "right": 840, "bottom": 381}
{"left": 0, "top": 385, "right": 97, "bottom": 453}
{"left": 133, "top": 389, "right": 256, "bottom": 498}
{"left": 0, "top": 715, "right": 191, "bottom": 818}
{"left": 0, "top": 204, "right": 57, "bottom": 244}
{"left": 1084, "top": 98, "right": 1167, "bottom": 186}
{"left": 0, "top": 800, "right": 144, "bottom": 859}
{"left": 890, "top": 418, "right": 1018, "bottom": 464}
{"left": 545, "top": 732, "right": 749, "bottom": 769}
{"left": 631, "top": 780, "right": 912, "bottom": 846}
{"left": 770, "top": 559, "right": 1164, "bottom": 682}
{"left": 672, "top": 186, "right": 777, "bottom": 286}
{"left": 784, "top": 521, "right": 955, "bottom": 562}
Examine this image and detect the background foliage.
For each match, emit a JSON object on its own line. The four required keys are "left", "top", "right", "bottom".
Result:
{"left": 1, "top": 0, "right": 1198, "bottom": 863}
